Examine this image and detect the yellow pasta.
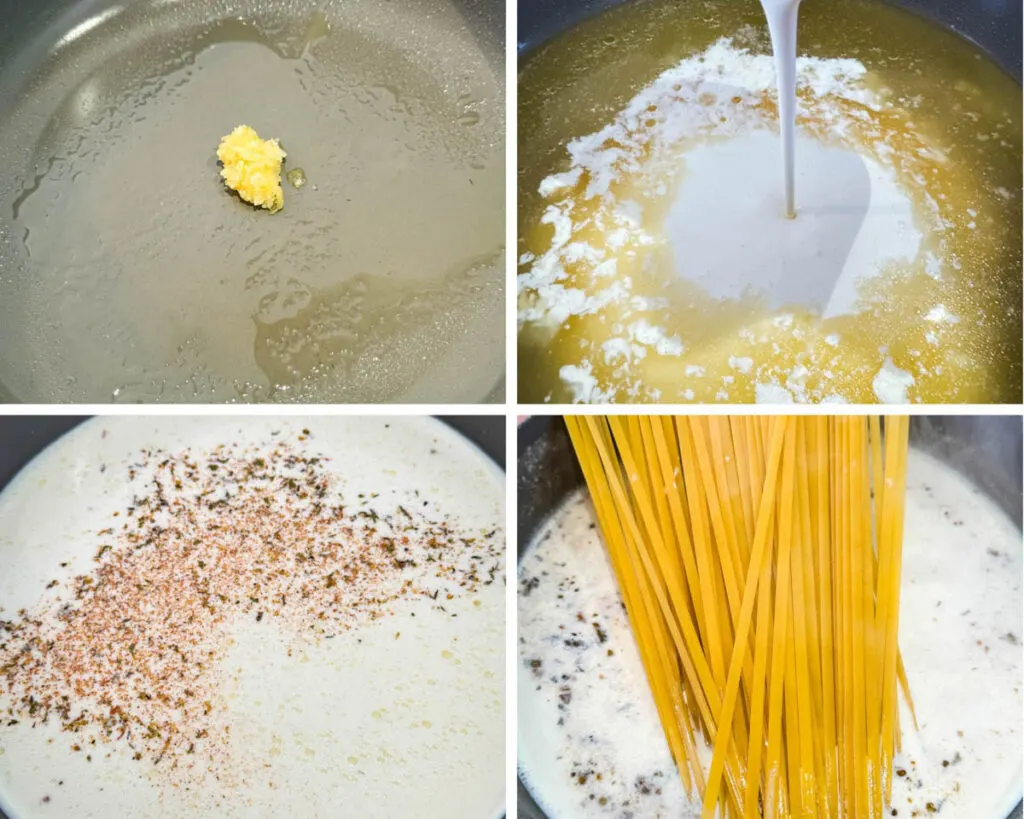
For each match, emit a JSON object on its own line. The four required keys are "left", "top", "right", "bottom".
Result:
{"left": 566, "top": 415, "right": 913, "bottom": 819}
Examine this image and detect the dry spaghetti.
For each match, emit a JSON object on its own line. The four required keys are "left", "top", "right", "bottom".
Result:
{"left": 565, "top": 415, "right": 913, "bottom": 819}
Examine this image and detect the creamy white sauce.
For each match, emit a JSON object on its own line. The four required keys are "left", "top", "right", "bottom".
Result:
{"left": 667, "top": 133, "right": 920, "bottom": 318}
{"left": 0, "top": 417, "right": 505, "bottom": 819}
{"left": 518, "top": 450, "right": 1022, "bottom": 818}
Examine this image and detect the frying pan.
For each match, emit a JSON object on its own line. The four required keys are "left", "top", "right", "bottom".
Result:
{"left": 517, "top": 0, "right": 1022, "bottom": 406}
{"left": 0, "top": 415, "right": 505, "bottom": 487}
{"left": 0, "top": 414, "right": 505, "bottom": 819}
{"left": 517, "top": 414, "right": 1023, "bottom": 819}
{"left": 0, "top": 0, "right": 505, "bottom": 404}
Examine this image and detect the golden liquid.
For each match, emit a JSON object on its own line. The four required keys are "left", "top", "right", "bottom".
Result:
{"left": 518, "top": 0, "right": 1022, "bottom": 404}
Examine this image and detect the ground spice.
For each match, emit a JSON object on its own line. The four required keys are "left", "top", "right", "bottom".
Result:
{"left": 0, "top": 432, "right": 502, "bottom": 782}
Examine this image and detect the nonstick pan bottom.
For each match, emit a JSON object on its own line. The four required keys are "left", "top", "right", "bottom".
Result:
{"left": 0, "top": 0, "right": 504, "bottom": 403}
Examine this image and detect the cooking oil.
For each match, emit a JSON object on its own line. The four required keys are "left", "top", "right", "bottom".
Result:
{"left": 0, "top": 0, "right": 504, "bottom": 403}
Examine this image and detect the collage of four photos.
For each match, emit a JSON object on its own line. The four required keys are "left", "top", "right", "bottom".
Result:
{"left": 0, "top": 0, "right": 1021, "bottom": 818}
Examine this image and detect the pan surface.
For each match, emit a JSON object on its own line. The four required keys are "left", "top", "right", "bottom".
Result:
{"left": 517, "top": 416, "right": 1023, "bottom": 819}
{"left": 0, "top": 0, "right": 504, "bottom": 403}
{"left": 0, "top": 416, "right": 506, "bottom": 818}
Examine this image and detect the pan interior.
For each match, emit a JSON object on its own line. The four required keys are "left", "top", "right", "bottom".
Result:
{"left": 517, "top": 0, "right": 1022, "bottom": 404}
{"left": 0, "top": 0, "right": 504, "bottom": 403}
{"left": 517, "top": 446, "right": 1023, "bottom": 818}
{"left": 0, "top": 416, "right": 506, "bottom": 818}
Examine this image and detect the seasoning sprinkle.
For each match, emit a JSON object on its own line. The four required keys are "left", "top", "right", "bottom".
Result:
{"left": 0, "top": 434, "right": 503, "bottom": 787}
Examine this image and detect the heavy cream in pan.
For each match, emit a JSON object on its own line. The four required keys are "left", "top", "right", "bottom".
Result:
{"left": 518, "top": 451, "right": 1022, "bottom": 818}
{"left": 0, "top": 417, "right": 505, "bottom": 818}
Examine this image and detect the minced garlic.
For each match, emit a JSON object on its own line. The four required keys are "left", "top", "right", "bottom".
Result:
{"left": 216, "top": 125, "right": 286, "bottom": 213}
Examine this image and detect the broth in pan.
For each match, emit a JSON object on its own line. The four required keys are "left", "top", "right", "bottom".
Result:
{"left": 518, "top": 0, "right": 1021, "bottom": 404}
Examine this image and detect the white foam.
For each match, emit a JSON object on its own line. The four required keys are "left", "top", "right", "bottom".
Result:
{"left": 924, "top": 304, "right": 960, "bottom": 324}
{"left": 872, "top": 357, "right": 915, "bottom": 403}
{"left": 560, "top": 361, "right": 613, "bottom": 403}
{"left": 600, "top": 338, "right": 633, "bottom": 364}
{"left": 755, "top": 382, "right": 795, "bottom": 403}
{"left": 729, "top": 356, "right": 754, "bottom": 374}
{"left": 538, "top": 168, "right": 583, "bottom": 197}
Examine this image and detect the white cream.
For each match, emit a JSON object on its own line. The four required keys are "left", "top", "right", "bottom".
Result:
{"left": 760, "top": 0, "right": 802, "bottom": 217}
{"left": 873, "top": 357, "right": 916, "bottom": 404}
{"left": 666, "top": 133, "right": 921, "bottom": 318}
{"left": 519, "top": 450, "right": 1022, "bottom": 818}
{"left": 0, "top": 417, "right": 505, "bottom": 819}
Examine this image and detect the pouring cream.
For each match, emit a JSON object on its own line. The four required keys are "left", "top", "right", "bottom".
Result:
{"left": 760, "top": 0, "right": 802, "bottom": 218}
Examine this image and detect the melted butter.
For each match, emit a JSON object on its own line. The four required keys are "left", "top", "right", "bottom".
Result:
{"left": 252, "top": 249, "right": 504, "bottom": 400}
{"left": 518, "top": 0, "right": 1021, "bottom": 404}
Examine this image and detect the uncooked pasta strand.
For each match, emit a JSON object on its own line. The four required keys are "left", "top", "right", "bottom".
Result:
{"left": 701, "top": 417, "right": 789, "bottom": 819}
{"left": 564, "top": 414, "right": 913, "bottom": 819}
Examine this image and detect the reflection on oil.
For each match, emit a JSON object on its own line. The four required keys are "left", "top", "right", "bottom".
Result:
{"left": 253, "top": 249, "right": 503, "bottom": 397}
{"left": 52, "top": 7, "right": 124, "bottom": 53}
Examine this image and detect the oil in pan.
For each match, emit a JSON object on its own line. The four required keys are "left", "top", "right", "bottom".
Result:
{"left": 0, "top": 0, "right": 505, "bottom": 403}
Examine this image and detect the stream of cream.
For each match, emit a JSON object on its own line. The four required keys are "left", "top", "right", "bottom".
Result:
{"left": 761, "top": 0, "right": 802, "bottom": 218}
